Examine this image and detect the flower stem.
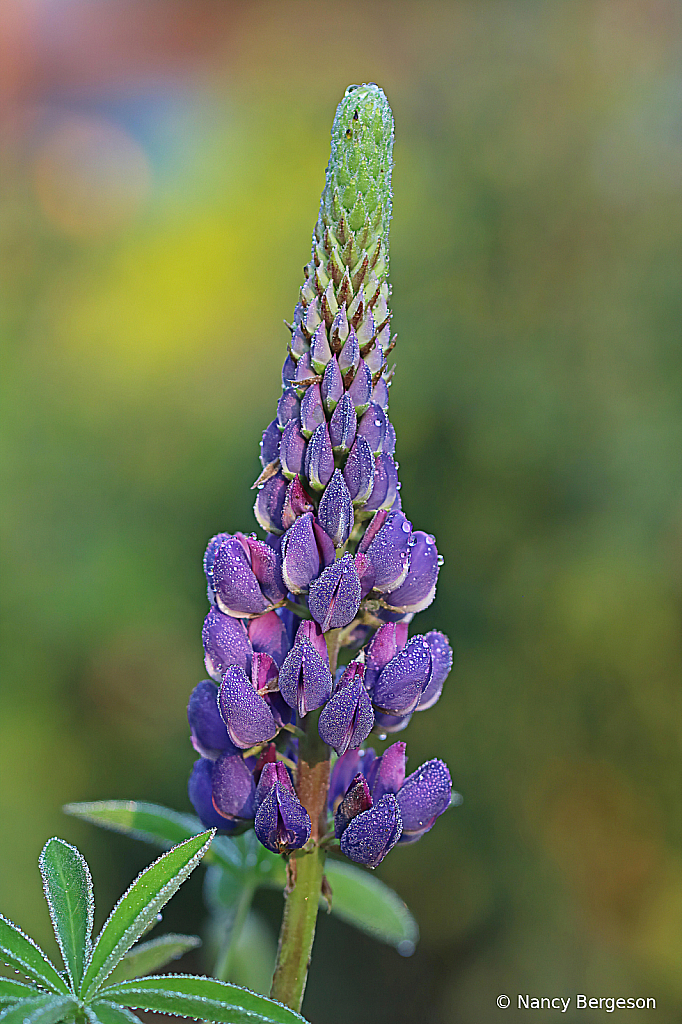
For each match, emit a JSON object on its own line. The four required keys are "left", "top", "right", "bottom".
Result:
{"left": 269, "top": 635, "right": 340, "bottom": 1010}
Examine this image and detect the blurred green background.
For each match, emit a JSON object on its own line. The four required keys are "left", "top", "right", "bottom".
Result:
{"left": 1, "top": 2, "right": 680, "bottom": 1022}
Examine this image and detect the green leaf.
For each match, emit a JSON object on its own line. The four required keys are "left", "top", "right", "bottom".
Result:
{"left": 63, "top": 801, "right": 240, "bottom": 873}
{"left": 0, "top": 914, "right": 69, "bottom": 995}
{"left": 39, "top": 838, "right": 94, "bottom": 992}
{"left": 104, "top": 934, "right": 201, "bottom": 985}
{"left": 80, "top": 831, "right": 214, "bottom": 1000}
{"left": 88, "top": 1001, "right": 141, "bottom": 1024}
{"left": 0, "top": 979, "right": 36, "bottom": 1007}
{"left": 0, "top": 995, "right": 76, "bottom": 1024}
{"left": 100, "top": 974, "right": 307, "bottom": 1024}
{"left": 323, "top": 859, "right": 419, "bottom": 952}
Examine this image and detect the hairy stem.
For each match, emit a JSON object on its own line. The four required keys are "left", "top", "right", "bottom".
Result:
{"left": 269, "top": 634, "right": 341, "bottom": 1010}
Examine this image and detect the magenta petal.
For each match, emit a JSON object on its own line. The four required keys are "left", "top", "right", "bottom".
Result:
{"left": 357, "top": 509, "right": 389, "bottom": 554}
{"left": 339, "top": 793, "right": 402, "bottom": 867}
{"left": 308, "top": 554, "right": 362, "bottom": 631}
{"left": 248, "top": 610, "right": 290, "bottom": 667}
{"left": 417, "top": 631, "right": 453, "bottom": 710}
{"left": 328, "top": 749, "right": 376, "bottom": 813}
{"left": 255, "top": 760, "right": 295, "bottom": 814}
{"left": 211, "top": 751, "right": 256, "bottom": 820}
{"left": 218, "top": 666, "right": 278, "bottom": 749}
{"left": 397, "top": 759, "right": 452, "bottom": 841}
{"left": 295, "top": 619, "right": 329, "bottom": 663}
{"left": 373, "top": 635, "right": 432, "bottom": 716}
{"left": 202, "top": 608, "right": 252, "bottom": 681}
{"left": 282, "top": 477, "right": 315, "bottom": 529}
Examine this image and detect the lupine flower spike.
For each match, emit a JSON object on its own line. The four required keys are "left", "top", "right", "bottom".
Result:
{"left": 184, "top": 83, "right": 458, "bottom": 1011}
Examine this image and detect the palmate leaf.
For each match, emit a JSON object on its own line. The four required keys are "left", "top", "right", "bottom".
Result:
{"left": 323, "top": 859, "right": 419, "bottom": 953}
{"left": 64, "top": 801, "right": 240, "bottom": 872}
{"left": 87, "top": 1001, "right": 141, "bottom": 1024}
{"left": 0, "top": 994, "right": 76, "bottom": 1024}
{"left": 39, "top": 838, "right": 94, "bottom": 992}
{"left": 0, "top": 979, "right": 36, "bottom": 1007}
{"left": 105, "top": 934, "right": 201, "bottom": 985}
{"left": 80, "top": 830, "right": 214, "bottom": 1000}
{"left": 100, "top": 974, "right": 307, "bottom": 1024}
{"left": 0, "top": 914, "right": 69, "bottom": 995}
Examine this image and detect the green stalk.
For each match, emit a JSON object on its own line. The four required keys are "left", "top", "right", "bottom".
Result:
{"left": 269, "top": 635, "right": 341, "bottom": 1010}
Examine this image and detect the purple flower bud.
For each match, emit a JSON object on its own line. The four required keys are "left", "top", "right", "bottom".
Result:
{"left": 188, "top": 680, "right": 238, "bottom": 759}
{"left": 254, "top": 760, "right": 294, "bottom": 814}
{"left": 212, "top": 750, "right": 256, "bottom": 820}
{"left": 278, "top": 637, "right": 333, "bottom": 717}
{"left": 343, "top": 435, "right": 374, "bottom": 504}
{"left": 304, "top": 423, "right": 334, "bottom": 491}
{"left": 364, "top": 454, "right": 399, "bottom": 512}
{"left": 290, "top": 325, "right": 309, "bottom": 360}
{"left": 329, "top": 393, "right": 357, "bottom": 453}
{"left": 204, "top": 532, "right": 230, "bottom": 603}
{"left": 383, "top": 530, "right": 440, "bottom": 614}
{"left": 255, "top": 783, "right": 312, "bottom": 854}
{"left": 321, "top": 355, "right": 344, "bottom": 412}
{"left": 338, "top": 328, "right": 360, "bottom": 373}
{"left": 370, "top": 741, "right": 406, "bottom": 801}
{"left": 294, "top": 618, "right": 329, "bottom": 662}
{"left": 364, "top": 622, "right": 409, "bottom": 693}
{"left": 281, "top": 476, "right": 315, "bottom": 529}
{"left": 282, "top": 354, "right": 297, "bottom": 388}
{"left": 218, "top": 666, "right": 278, "bottom": 749}
{"left": 396, "top": 759, "right": 452, "bottom": 842}
{"left": 357, "top": 509, "right": 389, "bottom": 554}
{"left": 188, "top": 758, "right": 240, "bottom": 831}
{"left": 371, "top": 377, "right": 390, "bottom": 410}
{"left": 318, "top": 661, "right": 374, "bottom": 755}
{"left": 330, "top": 303, "right": 349, "bottom": 350}
{"left": 310, "top": 321, "right": 332, "bottom": 373}
{"left": 281, "top": 512, "right": 322, "bottom": 593}
{"left": 294, "top": 352, "right": 315, "bottom": 391}
{"left": 417, "top": 631, "right": 453, "bottom": 710}
{"left": 372, "top": 635, "right": 432, "bottom": 716}
{"left": 303, "top": 296, "right": 322, "bottom": 335}
{"left": 364, "top": 510, "right": 412, "bottom": 593}
{"left": 339, "top": 793, "right": 402, "bottom": 868}
{"left": 210, "top": 533, "right": 285, "bottom": 617}
{"left": 347, "top": 359, "right": 373, "bottom": 414}
{"left": 277, "top": 388, "right": 300, "bottom": 429}
{"left": 279, "top": 420, "right": 307, "bottom": 480}
{"left": 300, "top": 383, "right": 325, "bottom": 438}
{"left": 254, "top": 473, "right": 288, "bottom": 534}
{"left": 308, "top": 553, "right": 362, "bottom": 631}
{"left": 328, "top": 750, "right": 370, "bottom": 812}
{"left": 260, "top": 420, "right": 281, "bottom": 467}
{"left": 318, "top": 470, "right": 354, "bottom": 547}
{"left": 334, "top": 773, "right": 372, "bottom": 837}
{"left": 202, "top": 608, "right": 252, "bottom": 681}
{"left": 357, "top": 403, "right": 387, "bottom": 455}
{"left": 247, "top": 610, "right": 291, "bottom": 668}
